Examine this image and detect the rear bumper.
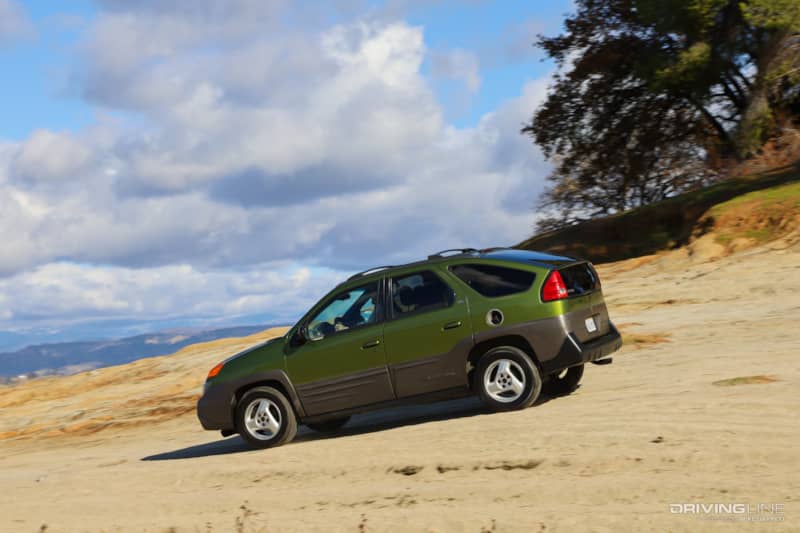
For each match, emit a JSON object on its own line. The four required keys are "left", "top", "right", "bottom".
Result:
{"left": 540, "top": 323, "right": 623, "bottom": 375}
{"left": 197, "top": 382, "right": 235, "bottom": 431}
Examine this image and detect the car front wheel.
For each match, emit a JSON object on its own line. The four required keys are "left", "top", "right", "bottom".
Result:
{"left": 235, "top": 386, "right": 298, "bottom": 449}
{"left": 475, "top": 346, "right": 542, "bottom": 412}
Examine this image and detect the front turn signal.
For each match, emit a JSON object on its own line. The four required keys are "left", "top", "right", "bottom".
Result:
{"left": 207, "top": 361, "right": 225, "bottom": 379}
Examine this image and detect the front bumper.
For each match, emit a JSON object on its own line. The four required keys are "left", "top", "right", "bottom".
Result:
{"left": 540, "top": 323, "right": 622, "bottom": 375}
{"left": 197, "top": 381, "right": 235, "bottom": 431}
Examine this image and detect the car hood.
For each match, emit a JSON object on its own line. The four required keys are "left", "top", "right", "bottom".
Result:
{"left": 223, "top": 335, "right": 284, "bottom": 365}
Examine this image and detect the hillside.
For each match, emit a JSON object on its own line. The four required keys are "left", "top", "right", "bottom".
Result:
{"left": 0, "top": 325, "right": 274, "bottom": 379}
{"left": 517, "top": 162, "right": 800, "bottom": 263}
{"left": 1, "top": 236, "right": 798, "bottom": 531}
{"left": 0, "top": 327, "right": 289, "bottom": 440}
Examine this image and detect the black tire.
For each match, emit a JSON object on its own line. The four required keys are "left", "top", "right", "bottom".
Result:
{"left": 305, "top": 416, "right": 351, "bottom": 433}
{"left": 235, "top": 386, "right": 298, "bottom": 449}
{"left": 475, "top": 346, "right": 542, "bottom": 412}
{"left": 547, "top": 364, "right": 584, "bottom": 396}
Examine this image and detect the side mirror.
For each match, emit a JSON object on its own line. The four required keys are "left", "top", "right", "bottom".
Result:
{"left": 291, "top": 326, "right": 308, "bottom": 347}
{"left": 305, "top": 324, "right": 322, "bottom": 342}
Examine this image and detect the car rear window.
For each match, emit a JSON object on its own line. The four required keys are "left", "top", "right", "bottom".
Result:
{"left": 559, "top": 263, "right": 600, "bottom": 297}
{"left": 449, "top": 264, "right": 536, "bottom": 297}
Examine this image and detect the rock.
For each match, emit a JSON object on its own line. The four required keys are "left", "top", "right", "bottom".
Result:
{"left": 688, "top": 234, "right": 726, "bottom": 262}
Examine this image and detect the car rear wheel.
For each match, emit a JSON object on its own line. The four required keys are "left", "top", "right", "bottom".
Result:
{"left": 475, "top": 346, "right": 542, "bottom": 412}
{"left": 306, "top": 416, "right": 351, "bottom": 433}
{"left": 547, "top": 364, "right": 584, "bottom": 395}
{"left": 235, "top": 386, "right": 298, "bottom": 449}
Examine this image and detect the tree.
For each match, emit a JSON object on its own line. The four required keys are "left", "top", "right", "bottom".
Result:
{"left": 523, "top": 0, "right": 800, "bottom": 230}
{"left": 738, "top": 0, "right": 800, "bottom": 153}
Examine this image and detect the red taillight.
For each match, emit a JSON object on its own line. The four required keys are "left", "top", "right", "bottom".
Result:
{"left": 207, "top": 362, "right": 225, "bottom": 379}
{"left": 542, "top": 270, "right": 568, "bottom": 302}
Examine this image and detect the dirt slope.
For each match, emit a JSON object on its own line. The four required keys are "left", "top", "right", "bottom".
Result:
{"left": 516, "top": 162, "right": 800, "bottom": 263}
{"left": 1, "top": 241, "right": 799, "bottom": 532}
{"left": 0, "top": 327, "right": 289, "bottom": 440}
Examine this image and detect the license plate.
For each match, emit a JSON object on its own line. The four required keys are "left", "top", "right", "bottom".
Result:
{"left": 585, "top": 316, "right": 597, "bottom": 333}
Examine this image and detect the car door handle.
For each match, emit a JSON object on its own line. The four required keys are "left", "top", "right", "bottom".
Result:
{"left": 362, "top": 339, "right": 381, "bottom": 349}
{"left": 442, "top": 321, "right": 462, "bottom": 331}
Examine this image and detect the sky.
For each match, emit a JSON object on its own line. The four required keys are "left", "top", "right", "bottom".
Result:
{"left": 0, "top": 0, "right": 574, "bottom": 351}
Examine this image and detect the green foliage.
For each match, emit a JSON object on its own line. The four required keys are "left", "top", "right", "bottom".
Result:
{"left": 524, "top": 0, "right": 800, "bottom": 231}
{"left": 713, "top": 176, "right": 800, "bottom": 206}
{"left": 741, "top": 0, "right": 800, "bottom": 31}
{"left": 710, "top": 178, "right": 800, "bottom": 246}
{"left": 656, "top": 42, "right": 712, "bottom": 88}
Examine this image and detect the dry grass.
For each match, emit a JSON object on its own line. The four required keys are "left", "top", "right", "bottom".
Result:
{"left": 0, "top": 327, "right": 289, "bottom": 440}
{"left": 712, "top": 375, "right": 780, "bottom": 387}
{"left": 617, "top": 324, "right": 671, "bottom": 349}
{"left": 707, "top": 181, "right": 800, "bottom": 252}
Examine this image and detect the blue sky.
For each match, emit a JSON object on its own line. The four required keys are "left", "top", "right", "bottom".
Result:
{"left": 407, "top": 0, "right": 570, "bottom": 125}
{"left": 2, "top": 0, "right": 571, "bottom": 138}
{"left": 0, "top": 0, "right": 572, "bottom": 352}
{"left": 0, "top": 0, "right": 94, "bottom": 139}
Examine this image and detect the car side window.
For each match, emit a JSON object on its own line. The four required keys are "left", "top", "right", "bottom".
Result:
{"left": 391, "top": 271, "right": 454, "bottom": 318}
{"left": 449, "top": 264, "right": 536, "bottom": 297}
{"left": 307, "top": 282, "right": 380, "bottom": 341}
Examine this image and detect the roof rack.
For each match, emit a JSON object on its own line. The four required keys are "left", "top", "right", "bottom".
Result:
{"left": 346, "top": 248, "right": 482, "bottom": 282}
{"left": 427, "top": 248, "right": 480, "bottom": 260}
{"left": 347, "top": 265, "right": 395, "bottom": 281}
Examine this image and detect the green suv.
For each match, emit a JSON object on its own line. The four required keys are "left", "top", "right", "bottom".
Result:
{"left": 197, "top": 248, "right": 621, "bottom": 448}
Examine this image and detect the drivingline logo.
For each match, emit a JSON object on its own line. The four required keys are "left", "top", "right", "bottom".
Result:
{"left": 669, "top": 502, "right": 785, "bottom": 522}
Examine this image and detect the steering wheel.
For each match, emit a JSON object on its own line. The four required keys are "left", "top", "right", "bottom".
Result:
{"left": 310, "top": 322, "right": 335, "bottom": 339}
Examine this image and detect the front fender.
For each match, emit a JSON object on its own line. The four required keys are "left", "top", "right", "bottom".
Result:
{"left": 197, "top": 369, "right": 306, "bottom": 431}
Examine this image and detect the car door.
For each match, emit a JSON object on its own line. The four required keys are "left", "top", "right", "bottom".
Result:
{"left": 286, "top": 280, "right": 394, "bottom": 416}
{"left": 383, "top": 269, "right": 474, "bottom": 398}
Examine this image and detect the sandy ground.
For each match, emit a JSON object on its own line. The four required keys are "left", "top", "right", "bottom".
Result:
{"left": 1, "top": 241, "right": 799, "bottom": 532}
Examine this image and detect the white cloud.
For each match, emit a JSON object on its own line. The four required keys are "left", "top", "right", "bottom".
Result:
{"left": 430, "top": 48, "right": 482, "bottom": 93}
{"left": 11, "top": 130, "right": 94, "bottom": 183}
{"left": 0, "top": 2, "right": 553, "bottom": 334}
{"left": 0, "top": 262, "right": 344, "bottom": 328}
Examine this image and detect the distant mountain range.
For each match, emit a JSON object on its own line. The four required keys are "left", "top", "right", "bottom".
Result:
{"left": 0, "top": 325, "right": 283, "bottom": 378}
